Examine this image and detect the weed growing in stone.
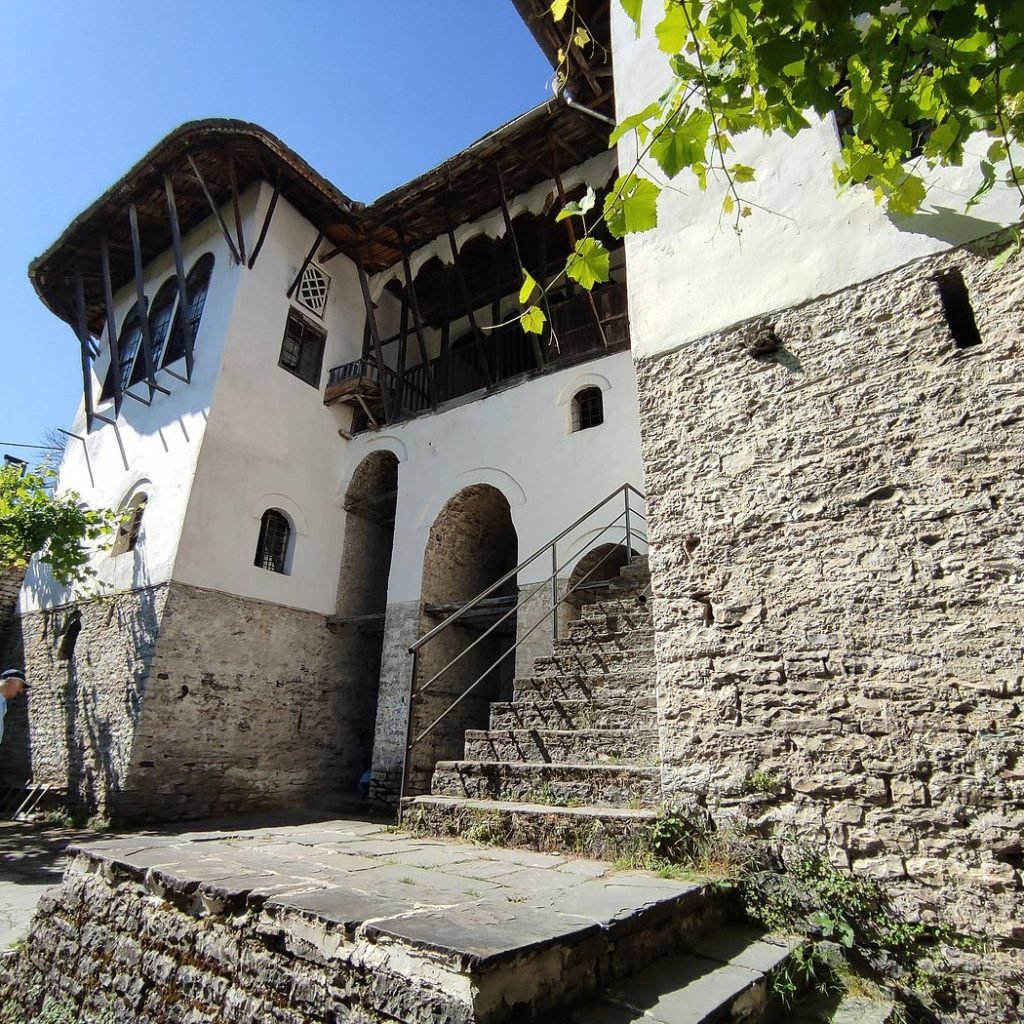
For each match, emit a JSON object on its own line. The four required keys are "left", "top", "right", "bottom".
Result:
{"left": 742, "top": 769, "right": 782, "bottom": 797}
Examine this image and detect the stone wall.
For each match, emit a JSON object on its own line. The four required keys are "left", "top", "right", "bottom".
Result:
{"left": 0, "top": 567, "right": 25, "bottom": 652}
{"left": 0, "top": 585, "right": 167, "bottom": 812}
{"left": 634, "top": 239, "right": 1023, "bottom": 954}
{"left": 118, "top": 582, "right": 368, "bottom": 822}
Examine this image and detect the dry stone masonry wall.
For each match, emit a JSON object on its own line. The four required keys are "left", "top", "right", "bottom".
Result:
{"left": 634, "top": 239, "right": 1023, "bottom": 968}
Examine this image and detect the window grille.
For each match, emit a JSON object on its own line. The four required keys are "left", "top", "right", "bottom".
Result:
{"left": 279, "top": 309, "right": 326, "bottom": 388}
{"left": 131, "top": 277, "right": 178, "bottom": 385}
{"left": 255, "top": 509, "right": 291, "bottom": 574}
{"left": 101, "top": 304, "right": 144, "bottom": 400}
{"left": 571, "top": 387, "right": 604, "bottom": 431}
{"left": 297, "top": 262, "right": 330, "bottom": 317}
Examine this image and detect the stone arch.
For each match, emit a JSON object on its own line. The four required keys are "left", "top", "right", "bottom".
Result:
{"left": 333, "top": 450, "right": 400, "bottom": 794}
{"left": 406, "top": 483, "right": 519, "bottom": 796}
{"left": 416, "top": 468, "right": 526, "bottom": 531}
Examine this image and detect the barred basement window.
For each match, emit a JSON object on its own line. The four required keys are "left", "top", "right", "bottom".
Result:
{"left": 571, "top": 387, "right": 604, "bottom": 431}
{"left": 255, "top": 509, "right": 291, "bottom": 574}
{"left": 297, "top": 262, "right": 330, "bottom": 317}
{"left": 279, "top": 309, "right": 326, "bottom": 388}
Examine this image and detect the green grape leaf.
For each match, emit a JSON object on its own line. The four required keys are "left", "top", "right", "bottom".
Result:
{"left": 565, "top": 237, "right": 611, "bottom": 290}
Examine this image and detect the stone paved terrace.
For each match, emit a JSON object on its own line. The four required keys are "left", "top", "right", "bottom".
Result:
{"left": 0, "top": 813, "right": 812, "bottom": 1024}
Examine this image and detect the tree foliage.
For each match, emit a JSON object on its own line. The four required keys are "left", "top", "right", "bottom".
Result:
{"left": 0, "top": 464, "right": 116, "bottom": 587}
{"left": 522, "top": 0, "right": 1024, "bottom": 327}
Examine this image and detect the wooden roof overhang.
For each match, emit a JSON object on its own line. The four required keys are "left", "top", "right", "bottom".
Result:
{"left": 510, "top": 0, "right": 614, "bottom": 117}
{"left": 29, "top": 119, "right": 364, "bottom": 334}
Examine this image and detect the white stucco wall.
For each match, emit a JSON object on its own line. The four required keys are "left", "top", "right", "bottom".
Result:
{"left": 339, "top": 348, "right": 645, "bottom": 607}
{"left": 19, "top": 206, "right": 245, "bottom": 613}
{"left": 611, "top": 4, "right": 1023, "bottom": 362}
{"left": 171, "top": 183, "right": 364, "bottom": 613}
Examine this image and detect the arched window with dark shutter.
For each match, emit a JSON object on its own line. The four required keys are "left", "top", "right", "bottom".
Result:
{"left": 571, "top": 386, "right": 604, "bottom": 432}
{"left": 131, "top": 276, "right": 178, "bottom": 385}
{"left": 101, "top": 303, "right": 143, "bottom": 401}
{"left": 164, "top": 253, "right": 214, "bottom": 366}
{"left": 254, "top": 509, "right": 292, "bottom": 574}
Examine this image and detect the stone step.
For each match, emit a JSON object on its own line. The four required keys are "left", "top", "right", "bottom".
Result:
{"left": 567, "top": 611, "right": 653, "bottom": 639}
{"left": 430, "top": 760, "right": 661, "bottom": 808}
{"left": 532, "top": 649, "right": 656, "bottom": 678}
{"left": 791, "top": 991, "right": 896, "bottom": 1023}
{"left": 7, "top": 820, "right": 733, "bottom": 1024}
{"left": 464, "top": 728, "right": 659, "bottom": 765}
{"left": 552, "top": 631, "right": 656, "bottom": 659}
{"left": 542, "top": 928, "right": 800, "bottom": 1024}
{"left": 514, "top": 673, "right": 653, "bottom": 703}
{"left": 404, "top": 794, "right": 658, "bottom": 859}
{"left": 489, "top": 697, "right": 656, "bottom": 731}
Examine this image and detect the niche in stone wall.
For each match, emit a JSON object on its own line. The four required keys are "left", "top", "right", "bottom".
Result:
{"left": 408, "top": 484, "right": 518, "bottom": 796}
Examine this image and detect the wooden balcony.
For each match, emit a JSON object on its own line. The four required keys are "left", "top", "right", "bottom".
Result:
{"left": 325, "top": 280, "right": 628, "bottom": 430}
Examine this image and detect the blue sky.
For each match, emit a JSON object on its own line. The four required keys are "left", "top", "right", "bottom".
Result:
{"left": 0, "top": 1, "right": 553, "bottom": 459}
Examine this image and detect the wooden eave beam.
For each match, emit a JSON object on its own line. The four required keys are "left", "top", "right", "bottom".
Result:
{"left": 228, "top": 156, "right": 247, "bottom": 265}
{"left": 355, "top": 243, "right": 392, "bottom": 422}
{"left": 186, "top": 155, "right": 242, "bottom": 264}
{"left": 73, "top": 265, "right": 96, "bottom": 432}
{"left": 287, "top": 229, "right": 325, "bottom": 299}
{"left": 247, "top": 176, "right": 281, "bottom": 269}
{"left": 396, "top": 224, "right": 438, "bottom": 411}
{"left": 128, "top": 204, "right": 170, "bottom": 397}
{"left": 100, "top": 237, "right": 123, "bottom": 418}
{"left": 164, "top": 175, "right": 196, "bottom": 381}
{"left": 392, "top": 289, "right": 409, "bottom": 424}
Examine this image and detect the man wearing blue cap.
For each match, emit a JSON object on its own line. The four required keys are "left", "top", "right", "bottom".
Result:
{"left": 0, "top": 669, "right": 28, "bottom": 746}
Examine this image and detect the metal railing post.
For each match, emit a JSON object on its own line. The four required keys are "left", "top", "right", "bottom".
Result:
{"left": 397, "top": 649, "right": 418, "bottom": 824}
{"left": 624, "top": 485, "right": 633, "bottom": 565}
{"left": 551, "top": 542, "right": 559, "bottom": 641}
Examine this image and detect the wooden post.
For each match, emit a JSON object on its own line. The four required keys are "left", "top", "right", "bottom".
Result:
{"left": 100, "top": 237, "right": 123, "bottom": 417}
{"left": 361, "top": 316, "right": 372, "bottom": 361}
{"left": 248, "top": 177, "right": 281, "bottom": 269}
{"left": 439, "top": 265, "right": 452, "bottom": 399}
{"left": 187, "top": 155, "right": 242, "bottom": 264}
{"left": 396, "top": 225, "right": 438, "bottom": 410}
{"left": 496, "top": 166, "right": 546, "bottom": 371}
{"left": 551, "top": 149, "right": 608, "bottom": 348}
{"left": 228, "top": 156, "right": 246, "bottom": 265}
{"left": 164, "top": 175, "right": 196, "bottom": 381}
{"left": 355, "top": 244, "right": 392, "bottom": 422}
{"left": 392, "top": 289, "right": 409, "bottom": 423}
{"left": 73, "top": 265, "right": 96, "bottom": 432}
{"left": 128, "top": 204, "right": 170, "bottom": 395}
{"left": 286, "top": 229, "right": 325, "bottom": 299}
{"left": 444, "top": 207, "right": 493, "bottom": 387}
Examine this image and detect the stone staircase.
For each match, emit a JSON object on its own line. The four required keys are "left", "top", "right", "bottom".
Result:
{"left": 406, "top": 557, "right": 663, "bottom": 860}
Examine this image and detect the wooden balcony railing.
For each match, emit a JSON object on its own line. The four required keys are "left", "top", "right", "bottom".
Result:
{"left": 325, "top": 280, "right": 628, "bottom": 430}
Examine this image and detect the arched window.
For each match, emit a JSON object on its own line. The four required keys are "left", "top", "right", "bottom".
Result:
{"left": 111, "top": 492, "right": 148, "bottom": 557}
{"left": 132, "top": 276, "right": 178, "bottom": 385}
{"left": 164, "top": 253, "right": 214, "bottom": 365}
{"left": 101, "top": 303, "right": 143, "bottom": 401}
{"left": 571, "top": 386, "right": 604, "bottom": 431}
{"left": 254, "top": 509, "right": 291, "bottom": 574}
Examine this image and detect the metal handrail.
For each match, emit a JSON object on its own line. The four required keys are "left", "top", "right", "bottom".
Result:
{"left": 399, "top": 482, "right": 646, "bottom": 813}
{"left": 409, "top": 482, "right": 644, "bottom": 654}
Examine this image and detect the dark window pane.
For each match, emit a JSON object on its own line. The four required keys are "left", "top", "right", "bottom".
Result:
{"left": 278, "top": 310, "right": 325, "bottom": 388}
{"left": 255, "top": 509, "right": 291, "bottom": 573}
{"left": 572, "top": 387, "right": 604, "bottom": 431}
{"left": 165, "top": 253, "right": 214, "bottom": 365}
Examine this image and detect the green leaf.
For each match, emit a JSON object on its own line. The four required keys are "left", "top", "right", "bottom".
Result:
{"left": 619, "top": 0, "right": 643, "bottom": 38}
{"left": 650, "top": 108, "right": 713, "bottom": 179}
{"left": 556, "top": 186, "right": 597, "bottom": 222}
{"left": 573, "top": 26, "right": 591, "bottom": 48}
{"left": 655, "top": 5, "right": 687, "bottom": 54}
{"left": 550, "top": 0, "right": 570, "bottom": 22}
{"left": 609, "top": 101, "right": 661, "bottom": 146}
{"left": 885, "top": 173, "right": 927, "bottom": 216}
{"left": 520, "top": 306, "right": 547, "bottom": 334}
{"left": 603, "top": 174, "right": 661, "bottom": 237}
{"left": 519, "top": 270, "right": 538, "bottom": 304}
{"left": 730, "top": 163, "right": 756, "bottom": 184}
{"left": 722, "top": 194, "right": 735, "bottom": 216}
{"left": 565, "top": 237, "right": 611, "bottom": 290}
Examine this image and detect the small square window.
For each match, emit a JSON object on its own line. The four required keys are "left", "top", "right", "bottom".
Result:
{"left": 279, "top": 309, "right": 326, "bottom": 388}
{"left": 297, "top": 262, "right": 330, "bottom": 317}
{"left": 571, "top": 387, "right": 604, "bottom": 431}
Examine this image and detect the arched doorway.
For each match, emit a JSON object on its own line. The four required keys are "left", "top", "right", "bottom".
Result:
{"left": 335, "top": 451, "right": 398, "bottom": 793}
{"left": 407, "top": 484, "right": 518, "bottom": 795}
{"left": 561, "top": 542, "right": 636, "bottom": 635}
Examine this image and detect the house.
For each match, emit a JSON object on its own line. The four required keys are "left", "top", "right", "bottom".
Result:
{"left": 3, "top": 0, "right": 1021, "bottom": 1005}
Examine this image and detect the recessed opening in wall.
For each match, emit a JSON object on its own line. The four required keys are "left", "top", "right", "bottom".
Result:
{"left": 56, "top": 609, "right": 82, "bottom": 661}
{"left": 935, "top": 269, "right": 982, "bottom": 350}
{"left": 111, "top": 493, "right": 147, "bottom": 557}
{"left": 571, "top": 386, "right": 604, "bottom": 431}
{"left": 279, "top": 309, "right": 326, "bottom": 387}
{"left": 255, "top": 509, "right": 292, "bottom": 574}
